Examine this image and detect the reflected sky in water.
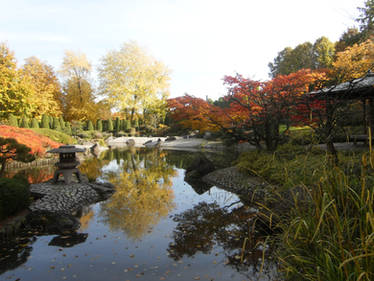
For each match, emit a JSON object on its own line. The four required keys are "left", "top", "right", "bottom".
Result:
{"left": 0, "top": 149, "right": 278, "bottom": 281}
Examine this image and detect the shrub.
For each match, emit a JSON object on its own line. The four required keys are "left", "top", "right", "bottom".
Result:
{"left": 59, "top": 116, "right": 65, "bottom": 130}
{"left": 41, "top": 114, "right": 50, "bottom": 129}
{"left": 115, "top": 117, "right": 120, "bottom": 135}
{"left": 87, "top": 120, "right": 94, "bottom": 131}
{"left": 20, "top": 116, "right": 29, "bottom": 128}
{"left": 130, "top": 127, "right": 136, "bottom": 137}
{"left": 117, "top": 131, "right": 127, "bottom": 137}
{"left": 31, "top": 128, "right": 76, "bottom": 145}
{"left": 31, "top": 118, "right": 39, "bottom": 128}
{"left": 0, "top": 125, "right": 61, "bottom": 157}
{"left": 0, "top": 137, "right": 35, "bottom": 175}
{"left": 107, "top": 119, "right": 114, "bottom": 132}
{"left": 96, "top": 119, "right": 103, "bottom": 132}
{"left": 52, "top": 117, "right": 61, "bottom": 130}
{"left": 0, "top": 177, "right": 30, "bottom": 220}
{"left": 124, "top": 120, "right": 131, "bottom": 131}
{"left": 8, "top": 114, "right": 18, "bottom": 127}
{"left": 64, "top": 122, "right": 72, "bottom": 135}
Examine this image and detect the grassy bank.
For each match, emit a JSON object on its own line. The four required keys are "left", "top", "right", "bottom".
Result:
{"left": 31, "top": 128, "right": 77, "bottom": 144}
{"left": 237, "top": 144, "right": 374, "bottom": 281}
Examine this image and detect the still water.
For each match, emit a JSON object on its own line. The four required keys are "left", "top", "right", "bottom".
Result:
{"left": 0, "top": 148, "right": 277, "bottom": 281}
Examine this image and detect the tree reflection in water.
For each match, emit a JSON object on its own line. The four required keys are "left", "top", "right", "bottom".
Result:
{"left": 99, "top": 148, "right": 176, "bottom": 240}
{"left": 168, "top": 202, "right": 276, "bottom": 275}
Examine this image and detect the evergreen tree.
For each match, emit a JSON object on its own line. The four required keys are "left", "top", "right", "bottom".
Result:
{"left": 31, "top": 118, "right": 39, "bottom": 128}
{"left": 48, "top": 115, "right": 53, "bottom": 128}
{"left": 41, "top": 114, "right": 50, "bottom": 129}
{"left": 8, "top": 114, "right": 18, "bottom": 127}
{"left": 64, "top": 122, "right": 72, "bottom": 135}
{"left": 115, "top": 117, "right": 120, "bottom": 135}
{"left": 124, "top": 120, "right": 131, "bottom": 131}
{"left": 20, "top": 116, "right": 29, "bottom": 128}
{"left": 52, "top": 117, "right": 61, "bottom": 130}
{"left": 120, "top": 119, "right": 125, "bottom": 131}
{"left": 59, "top": 116, "right": 65, "bottom": 129}
{"left": 132, "top": 119, "right": 139, "bottom": 129}
{"left": 97, "top": 119, "right": 103, "bottom": 132}
{"left": 87, "top": 120, "right": 94, "bottom": 131}
{"left": 107, "top": 118, "right": 114, "bottom": 132}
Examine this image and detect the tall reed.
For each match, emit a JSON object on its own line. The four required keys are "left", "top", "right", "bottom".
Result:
{"left": 278, "top": 154, "right": 374, "bottom": 280}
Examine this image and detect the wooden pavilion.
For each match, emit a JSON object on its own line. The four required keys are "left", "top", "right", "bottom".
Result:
{"left": 308, "top": 70, "right": 374, "bottom": 139}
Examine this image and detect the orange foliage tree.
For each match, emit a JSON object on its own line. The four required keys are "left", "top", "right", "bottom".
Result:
{"left": 167, "top": 95, "right": 231, "bottom": 133}
{"left": 0, "top": 137, "right": 35, "bottom": 176}
{"left": 168, "top": 69, "right": 328, "bottom": 151}
{"left": 224, "top": 69, "right": 328, "bottom": 150}
{"left": 0, "top": 125, "right": 62, "bottom": 157}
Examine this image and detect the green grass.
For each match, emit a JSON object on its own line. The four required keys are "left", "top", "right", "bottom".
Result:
{"left": 31, "top": 128, "right": 77, "bottom": 144}
{"left": 236, "top": 144, "right": 374, "bottom": 280}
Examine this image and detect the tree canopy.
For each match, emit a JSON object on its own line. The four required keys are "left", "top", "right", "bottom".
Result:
{"left": 268, "top": 37, "right": 335, "bottom": 78}
{"left": 98, "top": 41, "right": 170, "bottom": 124}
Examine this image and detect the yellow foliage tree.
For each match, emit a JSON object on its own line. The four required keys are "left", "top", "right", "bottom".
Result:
{"left": 333, "top": 40, "right": 374, "bottom": 82}
{"left": 0, "top": 43, "right": 34, "bottom": 119}
{"left": 98, "top": 41, "right": 170, "bottom": 125}
{"left": 21, "top": 57, "right": 63, "bottom": 118}
{"left": 60, "top": 50, "right": 103, "bottom": 122}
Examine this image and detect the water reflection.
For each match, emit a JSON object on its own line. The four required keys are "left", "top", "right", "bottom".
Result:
{"left": 98, "top": 149, "right": 176, "bottom": 240}
{"left": 168, "top": 202, "right": 276, "bottom": 278}
{"left": 0, "top": 148, "right": 278, "bottom": 280}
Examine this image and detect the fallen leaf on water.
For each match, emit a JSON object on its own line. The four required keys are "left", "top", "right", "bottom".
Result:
{"left": 194, "top": 277, "right": 200, "bottom": 280}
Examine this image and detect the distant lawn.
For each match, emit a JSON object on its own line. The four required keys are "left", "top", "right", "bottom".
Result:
{"left": 31, "top": 128, "right": 77, "bottom": 145}
{"left": 279, "top": 125, "right": 311, "bottom": 133}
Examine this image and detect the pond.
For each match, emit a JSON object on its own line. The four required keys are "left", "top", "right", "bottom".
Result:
{"left": 0, "top": 148, "right": 278, "bottom": 281}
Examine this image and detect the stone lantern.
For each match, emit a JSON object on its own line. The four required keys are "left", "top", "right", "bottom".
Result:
{"left": 47, "top": 145, "right": 85, "bottom": 184}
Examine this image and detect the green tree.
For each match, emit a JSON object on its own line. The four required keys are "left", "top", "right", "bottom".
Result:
{"left": 41, "top": 114, "right": 50, "bottom": 128}
{"left": 107, "top": 118, "right": 114, "bottom": 132}
{"left": 312, "top": 36, "right": 335, "bottom": 69}
{"left": 20, "top": 116, "right": 29, "bottom": 128}
{"left": 269, "top": 38, "right": 335, "bottom": 77}
{"left": 335, "top": 27, "right": 362, "bottom": 52}
{"left": 31, "top": 118, "right": 39, "bottom": 128}
{"left": 64, "top": 122, "right": 72, "bottom": 135}
{"left": 97, "top": 119, "right": 103, "bottom": 132}
{"left": 87, "top": 120, "right": 94, "bottom": 131}
{"left": 52, "top": 116, "right": 61, "bottom": 130}
{"left": 124, "top": 120, "right": 131, "bottom": 131}
{"left": 98, "top": 41, "right": 170, "bottom": 125}
{"left": 357, "top": 0, "right": 374, "bottom": 41}
{"left": 0, "top": 137, "right": 35, "bottom": 176}
{"left": 115, "top": 117, "right": 120, "bottom": 135}
{"left": 8, "top": 114, "right": 18, "bottom": 127}
{"left": 59, "top": 116, "right": 65, "bottom": 130}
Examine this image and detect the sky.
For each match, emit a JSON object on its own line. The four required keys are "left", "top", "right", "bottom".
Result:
{"left": 0, "top": 0, "right": 366, "bottom": 100}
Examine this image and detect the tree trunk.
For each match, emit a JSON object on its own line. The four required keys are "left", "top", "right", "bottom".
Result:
{"left": 0, "top": 160, "right": 7, "bottom": 176}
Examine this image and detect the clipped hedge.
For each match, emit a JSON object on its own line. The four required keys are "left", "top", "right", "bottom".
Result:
{"left": 31, "top": 128, "right": 76, "bottom": 144}
{"left": 0, "top": 177, "right": 30, "bottom": 220}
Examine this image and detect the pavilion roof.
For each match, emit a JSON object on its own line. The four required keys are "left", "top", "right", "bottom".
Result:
{"left": 309, "top": 71, "right": 374, "bottom": 99}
